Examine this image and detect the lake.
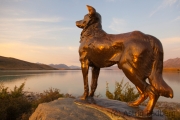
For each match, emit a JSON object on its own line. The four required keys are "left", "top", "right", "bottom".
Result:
{"left": 0, "top": 70, "right": 179, "bottom": 103}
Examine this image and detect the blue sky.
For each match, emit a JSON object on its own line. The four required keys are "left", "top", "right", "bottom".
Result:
{"left": 0, "top": 0, "right": 180, "bottom": 66}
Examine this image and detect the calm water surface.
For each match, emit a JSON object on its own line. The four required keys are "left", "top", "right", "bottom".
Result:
{"left": 0, "top": 70, "right": 179, "bottom": 103}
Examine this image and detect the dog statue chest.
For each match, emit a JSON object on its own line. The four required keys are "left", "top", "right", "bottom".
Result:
{"left": 79, "top": 37, "right": 123, "bottom": 67}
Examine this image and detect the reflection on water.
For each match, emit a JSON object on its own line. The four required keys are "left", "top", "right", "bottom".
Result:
{"left": 0, "top": 70, "right": 179, "bottom": 103}
{"left": 161, "top": 72, "right": 180, "bottom": 102}
{"left": 163, "top": 72, "right": 180, "bottom": 83}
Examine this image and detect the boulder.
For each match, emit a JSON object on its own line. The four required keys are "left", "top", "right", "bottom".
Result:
{"left": 29, "top": 98, "right": 110, "bottom": 120}
{"left": 30, "top": 97, "right": 167, "bottom": 120}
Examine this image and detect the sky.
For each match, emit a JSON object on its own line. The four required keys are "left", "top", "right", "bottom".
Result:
{"left": 0, "top": 0, "right": 180, "bottom": 66}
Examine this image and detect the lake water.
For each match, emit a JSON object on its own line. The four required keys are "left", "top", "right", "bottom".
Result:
{"left": 0, "top": 70, "right": 179, "bottom": 103}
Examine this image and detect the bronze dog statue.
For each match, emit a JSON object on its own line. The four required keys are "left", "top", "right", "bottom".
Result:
{"left": 76, "top": 5, "right": 173, "bottom": 116}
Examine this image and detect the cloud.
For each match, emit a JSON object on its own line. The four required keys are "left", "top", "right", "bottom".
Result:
{"left": 13, "top": 0, "right": 27, "bottom": 2}
{"left": 0, "top": 7, "right": 26, "bottom": 16}
{"left": 68, "top": 46, "right": 78, "bottom": 51}
{"left": 16, "top": 17, "right": 63, "bottom": 22}
{"left": 0, "top": 42, "right": 59, "bottom": 52}
{"left": 0, "top": 17, "right": 64, "bottom": 23}
{"left": 106, "top": 0, "right": 116, "bottom": 2}
{"left": 172, "top": 16, "right": 180, "bottom": 22}
{"left": 0, "top": 17, "right": 76, "bottom": 43}
{"left": 149, "top": 0, "right": 177, "bottom": 17}
{"left": 106, "top": 0, "right": 121, "bottom": 2}
{"left": 172, "top": 48, "right": 180, "bottom": 51}
{"left": 0, "top": 42, "right": 79, "bottom": 64}
{"left": 0, "top": 17, "right": 67, "bottom": 40}
{"left": 109, "top": 18, "right": 126, "bottom": 33}
{"left": 161, "top": 37, "right": 180, "bottom": 60}
{"left": 164, "top": 0, "right": 177, "bottom": 6}
{"left": 0, "top": 42, "right": 78, "bottom": 53}
{"left": 161, "top": 37, "right": 180, "bottom": 45}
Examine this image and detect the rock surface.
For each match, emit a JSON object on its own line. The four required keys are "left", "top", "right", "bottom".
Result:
{"left": 30, "top": 97, "right": 167, "bottom": 120}
{"left": 29, "top": 98, "right": 111, "bottom": 120}
{"left": 74, "top": 97, "right": 167, "bottom": 120}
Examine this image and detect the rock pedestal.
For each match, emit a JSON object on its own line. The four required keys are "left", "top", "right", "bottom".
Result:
{"left": 30, "top": 97, "right": 167, "bottom": 120}
{"left": 29, "top": 98, "right": 110, "bottom": 120}
{"left": 74, "top": 97, "right": 167, "bottom": 120}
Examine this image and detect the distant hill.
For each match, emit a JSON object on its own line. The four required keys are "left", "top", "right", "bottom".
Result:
{"left": 99, "top": 58, "right": 180, "bottom": 72}
{"left": 49, "top": 58, "right": 180, "bottom": 71}
{"left": 69, "top": 65, "right": 81, "bottom": 69}
{"left": 0, "top": 56, "right": 57, "bottom": 70}
{"left": 102, "top": 65, "right": 119, "bottom": 70}
{"left": 49, "top": 64, "right": 70, "bottom": 70}
{"left": 164, "top": 58, "right": 180, "bottom": 68}
{"left": 49, "top": 64, "right": 80, "bottom": 70}
{"left": 1, "top": 55, "right": 179, "bottom": 72}
{"left": 163, "top": 58, "right": 180, "bottom": 72}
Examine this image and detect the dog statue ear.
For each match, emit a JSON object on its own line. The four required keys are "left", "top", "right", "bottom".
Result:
{"left": 86, "top": 5, "right": 96, "bottom": 16}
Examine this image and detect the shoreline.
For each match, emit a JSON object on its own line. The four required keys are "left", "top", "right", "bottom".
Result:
{"left": 24, "top": 91, "right": 180, "bottom": 106}
{"left": 1, "top": 69, "right": 180, "bottom": 73}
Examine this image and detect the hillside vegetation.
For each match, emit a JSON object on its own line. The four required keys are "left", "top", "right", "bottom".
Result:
{"left": 0, "top": 56, "right": 56, "bottom": 70}
{"left": 0, "top": 83, "right": 64, "bottom": 120}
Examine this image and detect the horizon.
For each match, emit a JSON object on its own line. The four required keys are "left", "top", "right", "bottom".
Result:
{"left": 0, "top": 0, "right": 180, "bottom": 66}
{"left": 1, "top": 55, "right": 180, "bottom": 67}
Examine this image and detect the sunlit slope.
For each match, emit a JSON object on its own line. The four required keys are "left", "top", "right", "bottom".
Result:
{"left": 0, "top": 56, "right": 57, "bottom": 70}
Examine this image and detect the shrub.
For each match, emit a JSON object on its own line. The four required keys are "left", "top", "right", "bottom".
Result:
{"left": 32, "top": 88, "right": 64, "bottom": 108}
{"left": 162, "top": 109, "right": 180, "bottom": 120}
{"left": 0, "top": 83, "right": 31, "bottom": 120}
{"left": 106, "top": 79, "right": 139, "bottom": 102}
{"left": 0, "top": 83, "right": 64, "bottom": 120}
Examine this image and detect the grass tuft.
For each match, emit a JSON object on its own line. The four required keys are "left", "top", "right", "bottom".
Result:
{"left": 106, "top": 79, "right": 139, "bottom": 102}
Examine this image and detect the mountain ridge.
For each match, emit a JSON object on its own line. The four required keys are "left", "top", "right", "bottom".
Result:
{"left": 0, "top": 56, "right": 56, "bottom": 70}
{"left": 49, "top": 64, "right": 80, "bottom": 70}
{"left": 0, "top": 56, "right": 180, "bottom": 71}
{"left": 163, "top": 57, "right": 180, "bottom": 72}
{"left": 163, "top": 57, "right": 180, "bottom": 68}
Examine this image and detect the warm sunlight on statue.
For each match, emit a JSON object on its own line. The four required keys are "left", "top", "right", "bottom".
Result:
{"left": 76, "top": 5, "right": 173, "bottom": 117}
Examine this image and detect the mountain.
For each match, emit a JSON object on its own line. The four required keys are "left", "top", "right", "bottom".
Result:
{"left": 49, "top": 64, "right": 70, "bottom": 70}
{"left": 1, "top": 55, "right": 179, "bottom": 71}
{"left": 164, "top": 58, "right": 180, "bottom": 68}
{"left": 49, "top": 57, "right": 180, "bottom": 71}
{"left": 102, "top": 65, "right": 119, "bottom": 70}
{"left": 163, "top": 58, "right": 180, "bottom": 72}
{"left": 0, "top": 56, "right": 57, "bottom": 70}
{"left": 69, "top": 65, "right": 81, "bottom": 69}
{"left": 49, "top": 64, "right": 81, "bottom": 70}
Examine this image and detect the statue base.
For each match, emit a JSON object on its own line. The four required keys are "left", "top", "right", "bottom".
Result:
{"left": 74, "top": 97, "right": 167, "bottom": 120}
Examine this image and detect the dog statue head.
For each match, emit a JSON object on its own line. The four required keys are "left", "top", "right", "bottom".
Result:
{"left": 76, "top": 5, "right": 101, "bottom": 29}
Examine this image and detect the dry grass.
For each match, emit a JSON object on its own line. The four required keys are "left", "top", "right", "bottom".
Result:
{"left": 142, "top": 101, "right": 180, "bottom": 120}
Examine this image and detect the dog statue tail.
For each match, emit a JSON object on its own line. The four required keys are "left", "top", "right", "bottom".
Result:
{"left": 148, "top": 36, "right": 173, "bottom": 98}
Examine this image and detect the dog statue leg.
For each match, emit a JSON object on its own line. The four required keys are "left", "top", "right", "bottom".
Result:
{"left": 89, "top": 66, "right": 100, "bottom": 97}
{"left": 80, "top": 59, "right": 89, "bottom": 100}
{"left": 143, "top": 85, "right": 159, "bottom": 117}
{"left": 128, "top": 86, "right": 148, "bottom": 107}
